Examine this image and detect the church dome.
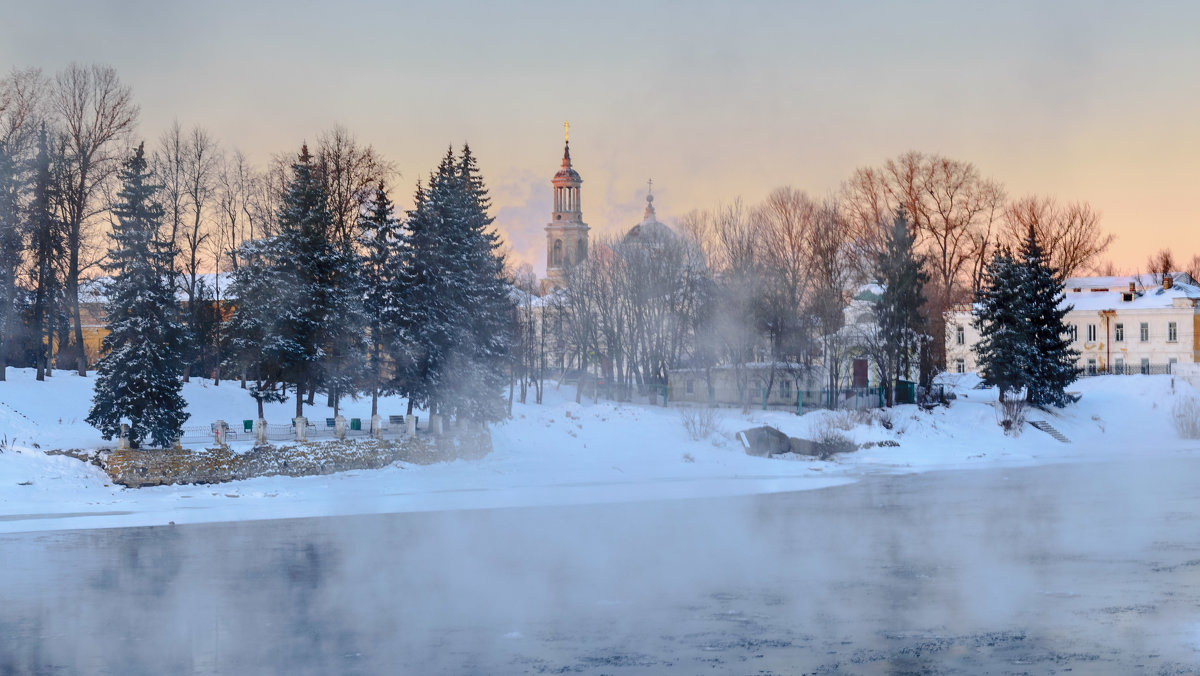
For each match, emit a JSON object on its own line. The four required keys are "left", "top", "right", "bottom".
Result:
{"left": 623, "top": 187, "right": 675, "bottom": 244}
{"left": 552, "top": 141, "right": 582, "bottom": 185}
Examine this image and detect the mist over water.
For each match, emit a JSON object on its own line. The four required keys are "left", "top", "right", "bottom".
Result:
{"left": 4, "top": 459, "right": 1200, "bottom": 674}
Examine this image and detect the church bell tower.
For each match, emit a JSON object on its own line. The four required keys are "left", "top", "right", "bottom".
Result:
{"left": 544, "top": 123, "right": 589, "bottom": 290}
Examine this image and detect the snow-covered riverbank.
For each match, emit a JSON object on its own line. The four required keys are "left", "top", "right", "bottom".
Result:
{"left": 1, "top": 368, "right": 1197, "bottom": 533}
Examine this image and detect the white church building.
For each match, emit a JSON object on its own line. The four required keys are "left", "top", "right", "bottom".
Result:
{"left": 947, "top": 273, "right": 1200, "bottom": 376}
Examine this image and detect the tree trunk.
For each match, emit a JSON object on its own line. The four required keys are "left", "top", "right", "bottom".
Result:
{"left": 72, "top": 293, "right": 86, "bottom": 376}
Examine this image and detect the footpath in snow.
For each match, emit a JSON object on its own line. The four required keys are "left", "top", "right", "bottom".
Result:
{"left": 1, "top": 368, "right": 1198, "bottom": 534}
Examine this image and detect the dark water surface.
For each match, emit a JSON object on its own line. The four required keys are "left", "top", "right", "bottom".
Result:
{"left": 4, "top": 459, "right": 1200, "bottom": 675}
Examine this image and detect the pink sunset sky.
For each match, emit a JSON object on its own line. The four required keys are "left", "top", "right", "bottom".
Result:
{"left": 3, "top": 0, "right": 1197, "bottom": 276}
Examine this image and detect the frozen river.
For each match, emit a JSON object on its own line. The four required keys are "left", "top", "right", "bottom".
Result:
{"left": 4, "top": 458, "right": 1200, "bottom": 674}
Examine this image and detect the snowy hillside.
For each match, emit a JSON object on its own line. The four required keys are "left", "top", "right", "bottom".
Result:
{"left": 1, "top": 367, "right": 1198, "bottom": 534}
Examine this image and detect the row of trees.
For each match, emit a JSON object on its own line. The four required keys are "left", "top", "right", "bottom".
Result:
{"left": 533, "top": 149, "right": 1113, "bottom": 411}
{"left": 86, "top": 141, "right": 510, "bottom": 448}
{"left": 521, "top": 189, "right": 930, "bottom": 411}
{"left": 0, "top": 64, "right": 392, "bottom": 384}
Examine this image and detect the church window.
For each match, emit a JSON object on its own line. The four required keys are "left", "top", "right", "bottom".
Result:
{"left": 553, "top": 240, "right": 563, "bottom": 267}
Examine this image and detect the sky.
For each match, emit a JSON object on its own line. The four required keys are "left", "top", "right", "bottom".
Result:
{"left": 3, "top": 0, "right": 1198, "bottom": 276}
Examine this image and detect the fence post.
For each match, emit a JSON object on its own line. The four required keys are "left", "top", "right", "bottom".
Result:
{"left": 293, "top": 416, "right": 307, "bottom": 442}
{"left": 256, "top": 419, "right": 267, "bottom": 445}
{"left": 406, "top": 415, "right": 416, "bottom": 435}
{"left": 371, "top": 414, "right": 383, "bottom": 439}
{"left": 213, "top": 420, "right": 228, "bottom": 448}
{"left": 334, "top": 415, "right": 347, "bottom": 440}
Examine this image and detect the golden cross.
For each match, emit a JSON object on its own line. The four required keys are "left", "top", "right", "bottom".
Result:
{"left": 564, "top": 121, "right": 569, "bottom": 143}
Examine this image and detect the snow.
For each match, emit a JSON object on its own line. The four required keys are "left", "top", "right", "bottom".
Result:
{"left": 1, "top": 367, "right": 1198, "bottom": 534}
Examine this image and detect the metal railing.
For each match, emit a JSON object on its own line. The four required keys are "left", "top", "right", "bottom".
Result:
{"left": 1079, "top": 363, "right": 1174, "bottom": 377}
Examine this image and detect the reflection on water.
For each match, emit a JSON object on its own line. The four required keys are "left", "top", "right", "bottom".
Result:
{"left": 3, "top": 459, "right": 1200, "bottom": 674}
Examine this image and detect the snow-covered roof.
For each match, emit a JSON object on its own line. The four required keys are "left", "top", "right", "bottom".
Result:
{"left": 1063, "top": 272, "right": 1197, "bottom": 292}
{"left": 950, "top": 273, "right": 1200, "bottom": 316}
{"left": 1066, "top": 280, "right": 1200, "bottom": 312}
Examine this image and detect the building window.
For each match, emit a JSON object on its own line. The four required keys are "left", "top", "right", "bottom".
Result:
{"left": 1114, "top": 323, "right": 1124, "bottom": 342}
{"left": 685, "top": 379, "right": 694, "bottom": 395}
{"left": 552, "top": 239, "right": 563, "bottom": 267}
{"left": 1140, "top": 322, "right": 1149, "bottom": 342}
{"left": 955, "top": 326, "right": 965, "bottom": 345}
{"left": 1141, "top": 358, "right": 1150, "bottom": 375}
{"left": 1115, "top": 358, "right": 1124, "bottom": 375}
{"left": 779, "top": 380, "right": 791, "bottom": 399}
{"left": 1068, "top": 324, "right": 1078, "bottom": 342}
{"left": 1087, "top": 324, "right": 1097, "bottom": 342}
{"left": 955, "top": 359, "right": 965, "bottom": 374}
{"left": 1087, "top": 358, "right": 1097, "bottom": 375}
{"left": 1168, "top": 322, "right": 1178, "bottom": 342}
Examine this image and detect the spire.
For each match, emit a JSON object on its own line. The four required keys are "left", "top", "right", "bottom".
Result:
{"left": 562, "top": 121, "right": 572, "bottom": 169}
{"left": 643, "top": 178, "right": 656, "bottom": 221}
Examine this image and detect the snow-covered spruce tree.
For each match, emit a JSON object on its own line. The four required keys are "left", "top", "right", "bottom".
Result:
{"left": 264, "top": 144, "right": 359, "bottom": 419}
{"left": 225, "top": 237, "right": 288, "bottom": 419}
{"left": 455, "top": 144, "right": 513, "bottom": 422}
{"left": 873, "top": 208, "right": 928, "bottom": 407}
{"left": 357, "top": 181, "right": 403, "bottom": 419}
{"left": 86, "top": 143, "right": 189, "bottom": 448}
{"left": 320, "top": 231, "right": 368, "bottom": 417}
{"left": 397, "top": 146, "right": 511, "bottom": 423}
{"left": 972, "top": 247, "right": 1032, "bottom": 404}
{"left": 1018, "top": 224, "right": 1079, "bottom": 407}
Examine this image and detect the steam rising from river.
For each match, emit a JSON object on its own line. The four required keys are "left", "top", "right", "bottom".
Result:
{"left": 3, "top": 460, "right": 1199, "bottom": 673}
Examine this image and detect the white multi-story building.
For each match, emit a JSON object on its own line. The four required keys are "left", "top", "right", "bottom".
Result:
{"left": 946, "top": 273, "right": 1200, "bottom": 376}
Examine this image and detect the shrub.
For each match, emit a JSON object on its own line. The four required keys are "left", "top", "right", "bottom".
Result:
{"left": 996, "top": 398, "right": 1028, "bottom": 436}
{"left": 812, "top": 416, "right": 857, "bottom": 459}
{"left": 680, "top": 406, "right": 717, "bottom": 441}
{"left": 1173, "top": 395, "right": 1200, "bottom": 439}
{"left": 873, "top": 409, "right": 894, "bottom": 430}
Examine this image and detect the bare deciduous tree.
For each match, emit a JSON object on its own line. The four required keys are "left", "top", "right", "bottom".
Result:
{"left": 315, "top": 125, "right": 393, "bottom": 247}
{"left": 1001, "top": 195, "right": 1111, "bottom": 278}
{"left": 50, "top": 63, "right": 139, "bottom": 375}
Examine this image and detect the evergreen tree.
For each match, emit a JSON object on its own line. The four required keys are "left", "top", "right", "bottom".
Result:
{"left": 268, "top": 144, "right": 339, "bottom": 419}
{"left": 454, "top": 144, "right": 513, "bottom": 421}
{"left": 972, "top": 247, "right": 1032, "bottom": 403}
{"left": 225, "top": 237, "right": 287, "bottom": 418}
{"left": 86, "top": 143, "right": 189, "bottom": 448}
{"left": 397, "top": 146, "right": 512, "bottom": 423}
{"left": 27, "top": 126, "right": 61, "bottom": 381}
{"left": 319, "top": 236, "right": 367, "bottom": 417}
{"left": 1019, "top": 224, "right": 1079, "bottom": 407}
{"left": 228, "top": 144, "right": 364, "bottom": 420}
{"left": 357, "top": 181, "right": 402, "bottom": 418}
{"left": 874, "top": 208, "right": 928, "bottom": 406}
